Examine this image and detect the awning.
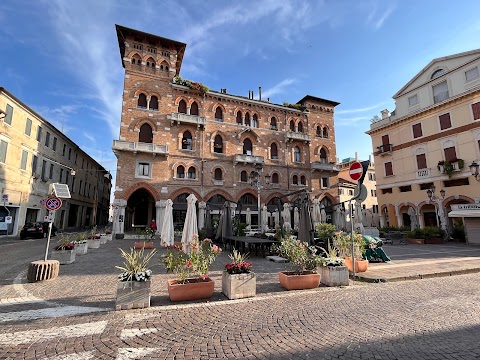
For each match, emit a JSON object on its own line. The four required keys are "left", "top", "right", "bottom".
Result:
{"left": 448, "top": 210, "right": 480, "bottom": 218}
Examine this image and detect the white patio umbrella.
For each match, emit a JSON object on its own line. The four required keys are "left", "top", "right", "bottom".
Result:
{"left": 246, "top": 208, "right": 252, "bottom": 228}
{"left": 334, "top": 206, "right": 343, "bottom": 230}
{"left": 261, "top": 205, "right": 269, "bottom": 232}
{"left": 320, "top": 205, "right": 327, "bottom": 224}
{"left": 282, "top": 203, "right": 292, "bottom": 232}
{"left": 312, "top": 198, "right": 321, "bottom": 224}
{"left": 273, "top": 210, "right": 280, "bottom": 230}
{"left": 160, "top": 199, "right": 174, "bottom": 246}
{"left": 355, "top": 201, "right": 364, "bottom": 226}
{"left": 294, "top": 207, "right": 300, "bottom": 230}
{"left": 181, "top": 194, "right": 198, "bottom": 254}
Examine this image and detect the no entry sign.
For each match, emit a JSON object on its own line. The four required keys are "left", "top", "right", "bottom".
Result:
{"left": 349, "top": 161, "right": 363, "bottom": 181}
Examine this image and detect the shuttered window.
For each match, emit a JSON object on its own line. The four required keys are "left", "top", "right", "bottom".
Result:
{"left": 439, "top": 113, "right": 451, "bottom": 130}
{"left": 0, "top": 140, "right": 8, "bottom": 163}
{"left": 444, "top": 146, "right": 457, "bottom": 162}
{"left": 412, "top": 123, "right": 423, "bottom": 138}
{"left": 385, "top": 162, "right": 393, "bottom": 176}
{"left": 416, "top": 154, "right": 427, "bottom": 169}
{"left": 25, "top": 118, "right": 32, "bottom": 136}
{"left": 20, "top": 150, "right": 28, "bottom": 170}
{"left": 4, "top": 104, "right": 13, "bottom": 125}
{"left": 472, "top": 102, "right": 480, "bottom": 120}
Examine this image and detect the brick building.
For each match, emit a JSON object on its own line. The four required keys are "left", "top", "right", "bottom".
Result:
{"left": 112, "top": 25, "right": 340, "bottom": 235}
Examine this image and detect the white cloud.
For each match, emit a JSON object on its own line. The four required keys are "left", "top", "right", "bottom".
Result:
{"left": 336, "top": 102, "right": 386, "bottom": 115}
{"left": 335, "top": 116, "right": 371, "bottom": 126}
{"left": 83, "top": 132, "right": 95, "bottom": 143}
{"left": 365, "top": 0, "right": 396, "bottom": 30}
{"left": 261, "top": 78, "right": 297, "bottom": 100}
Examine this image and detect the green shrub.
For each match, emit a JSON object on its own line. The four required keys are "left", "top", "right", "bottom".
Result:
{"left": 315, "top": 223, "right": 337, "bottom": 243}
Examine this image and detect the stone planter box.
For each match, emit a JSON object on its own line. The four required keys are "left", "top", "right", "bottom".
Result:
{"left": 278, "top": 271, "right": 320, "bottom": 290}
{"left": 116, "top": 280, "right": 151, "bottom": 310}
{"left": 167, "top": 277, "right": 214, "bottom": 302}
{"left": 103, "top": 234, "right": 113, "bottom": 242}
{"left": 50, "top": 249, "right": 76, "bottom": 264}
{"left": 86, "top": 238, "right": 101, "bottom": 249}
{"left": 100, "top": 236, "right": 107, "bottom": 245}
{"left": 222, "top": 271, "right": 256, "bottom": 300}
{"left": 75, "top": 242, "right": 88, "bottom": 255}
{"left": 318, "top": 266, "right": 349, "bottom": 287}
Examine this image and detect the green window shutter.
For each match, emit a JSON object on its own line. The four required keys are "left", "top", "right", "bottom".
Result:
{"left": 4, "top": 104, "right": 13, "bottom": 125}
{"left": 25, "top": 118, "right": 32, "bottom": 136}
{"left": 20, "top": 150, "right": 28, "bottom": 170}
{"left": 0, "top": 140, "right": 7, "bottom": 163}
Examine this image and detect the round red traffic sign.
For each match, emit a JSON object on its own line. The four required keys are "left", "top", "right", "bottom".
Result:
{"left": 349, "top": 161, "right": 363, "bottom": 181}
{"left": 45, "top": 197, "right": 63, "bottom": 211}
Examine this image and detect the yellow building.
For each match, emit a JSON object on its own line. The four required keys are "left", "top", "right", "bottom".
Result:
{"left": 0, "top": 87, "right": 112, "bottom": 236}
{"left": 367, "top": 49, "right": 480, "bottom": 241}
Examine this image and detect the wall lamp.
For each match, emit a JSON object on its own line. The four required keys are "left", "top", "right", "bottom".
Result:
{"left": 0, "top": 109, "right": 6, "bottom": 120}
{"left": 469, "top": 161, "right": 480, "bottom": 181}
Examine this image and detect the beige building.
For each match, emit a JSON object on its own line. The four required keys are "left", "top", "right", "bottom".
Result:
{"left": 0, "top": 87, "right": 112, "bottom": 236}
{"left": 337, "top": 155, "right": 379, "bottom": 228}
{"left": 367, "top": 49, "right": 480, "bottom": 241}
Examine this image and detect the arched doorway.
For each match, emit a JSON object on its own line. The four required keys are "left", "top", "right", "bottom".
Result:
{"left": 206, "top": 194, "right": 227, "bottom": 234}
{"left": 173, "top": 193, "right": 189, "bottom": 231}
{"left": 319, "top": 197, "right": 333, "bottom": 224}
{"left": 126, "top": 188, "right": 155, "bottom": 232}
{"left": 238, "top": 193, "right": 258, "bottom": 226}
{"left": 139, "top": 123, "right": 153, "bottom": 143}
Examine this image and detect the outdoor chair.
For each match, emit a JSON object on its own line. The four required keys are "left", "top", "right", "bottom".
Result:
{"left": 363, "top": 235, "right": 391, "bottom": 262}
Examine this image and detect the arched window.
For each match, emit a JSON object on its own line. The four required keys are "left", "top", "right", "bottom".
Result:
{"left": 293, "top": 175, "right": 298, "bottom": 185}
{"left": 187, "top": 166, "right": 196, "bottom": 179}
{"left": 431, "top": 69, "right": 445, "bottom": 79}
{"left": 300, "top": 175, "right": 306, "bottom": 185}
{"left": 139, "top": 123, "right": 153, "bottom": 143}
{"left": 272, "top": 172, "right": 279, "bottom": 184}
{"left": 178, "top": 99, "right": 187, "bottom": 114}
{"left": 215, "top": 107, "right": 223, "bottom": 122}
{"left": 316, "top": 126, "right": 322, "bottom": 137}
{"left": 289, "top": 120, "right": 295, "bottom": 131}
{"left": 298, "top": 121, "right": 304, "bottom": 133}
{"left": 146, "top": 57, "right": 155, "bottom": 68}
{"left": 245, "top": 113, "right": 251, "bottom": 126}
{"left": 322, "top": 127, "right": 328, "bottom": 138}
{"left": 270, "top": 117, "right": 277, "bottom": 130}
{"left": 239, "top": 193, "right": 256, "bottom": 205}
{"left": 214, "top": 135, "right": 223, "bottom": 153}
{"left": 252, "top": 114, "right": 258, "bottom": 128}
{"left": 137, "top": 93, "right": 147, "bottom": 109}
{"left": 177, "top": 165, "right": 185, "bottom": 179}
{"left": 294, "top": 146, "right": 301, "bottom": 162}
{"left": 320, "top": 148, "right": 327, "bottom": 163}
{"left": 214, "top": 168, "right": 223, "bottom": 180}
{"left": 243, "top": 138, "right": 253, "bottom": 155}
{"left": 149, "top": 96, "right": 158, "bottom": 111}
{"left": 131, "top": 55, "right": 141, "bottom": 65}
{"left": 236, "top": 111, "right": 243, "bottom": 125}
{"left": 240, "top": 170, "right": 248, "bottom": 182}
{"left": 182, "top": 131, "right": 192, "bottom": 150}
{"left": 190, "top": 102, "right": 199, "bottom": 116}
{"left": 270, "top": 143, "right": 278, "bottom": 160}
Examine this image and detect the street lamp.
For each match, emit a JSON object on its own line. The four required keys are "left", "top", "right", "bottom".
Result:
{"left": 469, "top": 161, "right": 480, "bottom": 181}
{"left": 426, "top": 185, "right": 447, "bottom": 235}
{"left": 249, "top": 163, "right": 270, "bottom": 233}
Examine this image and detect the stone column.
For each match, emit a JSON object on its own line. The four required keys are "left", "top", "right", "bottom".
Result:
{"left": 156, "top": 200, "right": 166, "bottom": 234}
{"left": 198, "top": 201, "right": 206, "bottom": 230}
{"left": 395, "top": 204, "right": 402, "bottom": 228}
{"left": 379, "top": 214, "right": 385, "bottom": 228}
{"left": 113, "top": 199, "right": 127, "bottom": 237}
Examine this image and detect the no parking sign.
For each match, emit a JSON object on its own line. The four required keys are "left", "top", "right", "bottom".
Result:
{"left": 45, "top": 197, "right": 62, "bottom": 211}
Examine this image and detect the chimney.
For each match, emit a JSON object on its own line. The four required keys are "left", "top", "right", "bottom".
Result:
{"left": 259, "top": 86, "right": 262, "bottom": 101}
{"left": 381, "top": 109, "right": 389, "bottom": 119}
{"left": 248, "top": 91, "right": 251, "bottom": 99}
{"left": 267, "top": 98, "right": 270, "bottom": 102}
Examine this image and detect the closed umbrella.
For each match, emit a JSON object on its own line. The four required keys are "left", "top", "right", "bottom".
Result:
{"left": 246, "top": 208, "right": 252, "bottom": 228}
{"left": 334, "top": 206, "right": 343, "bottom": 230}
{"left": 282, "top": 203, "right": 292, "bottom": 232}
{"left": 221, "top": 201, "right": 233, "bottom": 242}
{"left": 204, "top": 205, "right": 212, "bottom": 238}
{"left": 298, "top": 195, "right": 314, "bottom": 245}
{"left": 320, "top": 205, "right": 327, "bottom": 224}
{"left": 181, "top": 194, "right": 198, "bottom": 254}
{"left": 160, "top": 199, "right": 174, "bottom": 246}
{"left": 355, "top": 201, "right": 364, "bottom": 226}
{"left": 273, "top": 210, "right": 280, "bottom": 230}
{"left": 261, "top": 205, "right": 269, "bottom": 232}
{"left": 294, "top": 207, "right": 300, "bottom": 230}
{"left": 312, "top": 198, "right": 321, "bottom": 224}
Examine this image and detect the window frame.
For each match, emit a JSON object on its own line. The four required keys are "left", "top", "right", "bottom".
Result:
{"left": 465, "top": 66, "right": 479, "bottom": 83}
{"left": 136, "top": 161, "right": 152, "bottom": 179}
{"left": 0, "top": 139, "right": 8, "bottom": 163}
{"left": 384, "top": 161, "right": 393, "bottom": 177}
{"left": 412, "top": 123, "right": 423, "bottom": 139}
{"left": 439, "top": 113, "right": 452, "bottom": 131}
{"left": 25, "top": 118, "right": 32, "bottom": 136}
{"left": 20, "top": 149, "right": 28, "bottom": 170}
{"left": 408, "top": 94, "right": 419, "bottom": 107}
{"left": 4, "top": 104, "right": 13, "bottom": 125}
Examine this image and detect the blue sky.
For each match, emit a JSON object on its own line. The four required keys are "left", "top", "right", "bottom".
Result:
{"left": 1, "top": 0, "right": 480, "bottom": 184}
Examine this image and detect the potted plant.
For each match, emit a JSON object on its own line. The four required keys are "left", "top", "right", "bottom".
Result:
{"left": 134, "top": 227, "right": 154, "bottom": 250}
{"left": 222, "top": 249, "right": 255, "bottom": 300}
{"left": 115, "top": 247, "right": 157, "bottom": 310}
{"left": 50, "top": 233, "right": 76, "bottom": 264}
{"left": 334, "top": 232, "right": 368, "bottom": 273}
{"left": 273, "top": 235, "right": 322, "bottom": 290}
{"left": 73, "top": 233, "right": 88, "bottom": 255}
{"left": 318, "top": 241, "right": 349, "bottom": 287}
{"left": 163, "top": 235, "right": 221, "bottom": 302}
{"left": 86, "top": 229, "right": 101, "bottom": 249}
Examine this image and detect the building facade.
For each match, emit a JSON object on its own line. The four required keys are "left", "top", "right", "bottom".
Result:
{"left": 112, "top": 25, "right": 341, "bottom": 234}
{"left": 0, "top": 88, "right": 112, "bottom": 236}
{"left": 367, "top": 49, "right": 480, "bottom": 239}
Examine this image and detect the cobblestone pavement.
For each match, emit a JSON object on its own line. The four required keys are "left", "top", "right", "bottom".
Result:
{"left": 1, "top": 238, "right": 480, "bottom": 359}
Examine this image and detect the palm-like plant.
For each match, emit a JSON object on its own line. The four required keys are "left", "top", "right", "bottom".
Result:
{"left": 116, "top": 248, "right": 157, "bottom": 282}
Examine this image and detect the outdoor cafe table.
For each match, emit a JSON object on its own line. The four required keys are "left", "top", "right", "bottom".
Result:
{"left": 222, "top": 236, "right": 277, "bottom": 258}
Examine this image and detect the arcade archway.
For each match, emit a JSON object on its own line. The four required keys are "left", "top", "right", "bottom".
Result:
{"left": 125, "top": 188, "right": 156, "bottom": 232}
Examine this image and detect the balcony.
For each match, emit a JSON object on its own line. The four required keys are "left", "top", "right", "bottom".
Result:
{"left": 377, "top": 144, "right": 393, "bottom": 155}
{"left": 438, "top": 159, "right": 464, "bottom": 178}
{"left": 234, "top": 154, "right": 265, "bottom": 165}
{"left": 167, "top": 112, "right": 206, "bottom": 128}
{"left": 416, "top": 168, "right": 431, "bottom": 178}
{"left": 311, "top": 162, "right": 340, "bottom": 173}
{"left": 112, "top": 140, "right": 168, "bottom": 156}
{"left": 286, "top": 131, "right": 310, "bottom": 143}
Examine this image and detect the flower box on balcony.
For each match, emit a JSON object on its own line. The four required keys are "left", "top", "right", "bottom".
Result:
{"left": 437, "top": 159, "right": 464, "bottom": 178}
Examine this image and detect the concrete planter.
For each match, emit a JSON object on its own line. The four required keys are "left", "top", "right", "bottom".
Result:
{"left": 167, "top": 277, "right": 214, "bottom": 302}
{"left": 50, "top": 249, "right": 76, "bottom": 264}
{"left": 318, "top": 266, "right": 349, "bottom": 287}
{"left": 86, "top": 238, "right": 101, "bottom": 249}
{"left": 222, "top": 271, "right": 256, "bottom": 300}
{"left": 115, "top": 280, "right": 151, "bottom": 310}
{"left": 278, "top": 271, "right": 320, "bottom": 290}
{"left": 75, "top": 242, "right": 88, "bottom": 255}
{"left": 100, "top": 236, "right": 107, "bottom": 245}
{"left": 103, "top": 234, "right": 113, "bottom": 242}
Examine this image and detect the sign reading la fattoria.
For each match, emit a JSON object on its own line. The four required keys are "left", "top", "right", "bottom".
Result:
{"left": 451, "top": 204, "right": 480, "bottom": 211}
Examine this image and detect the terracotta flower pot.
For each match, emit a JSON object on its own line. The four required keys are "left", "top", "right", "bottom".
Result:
{"left": 344, "top": 257, "right": 369, "bottom": 273}
{"left": 134, "top": 241, "right": 154, "bottom": 249}
{"left": 167, "top": 277, "right": 214, "bottom": 302}
{"left": 278, "top": 271, "right": 320, "bottom": 290}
